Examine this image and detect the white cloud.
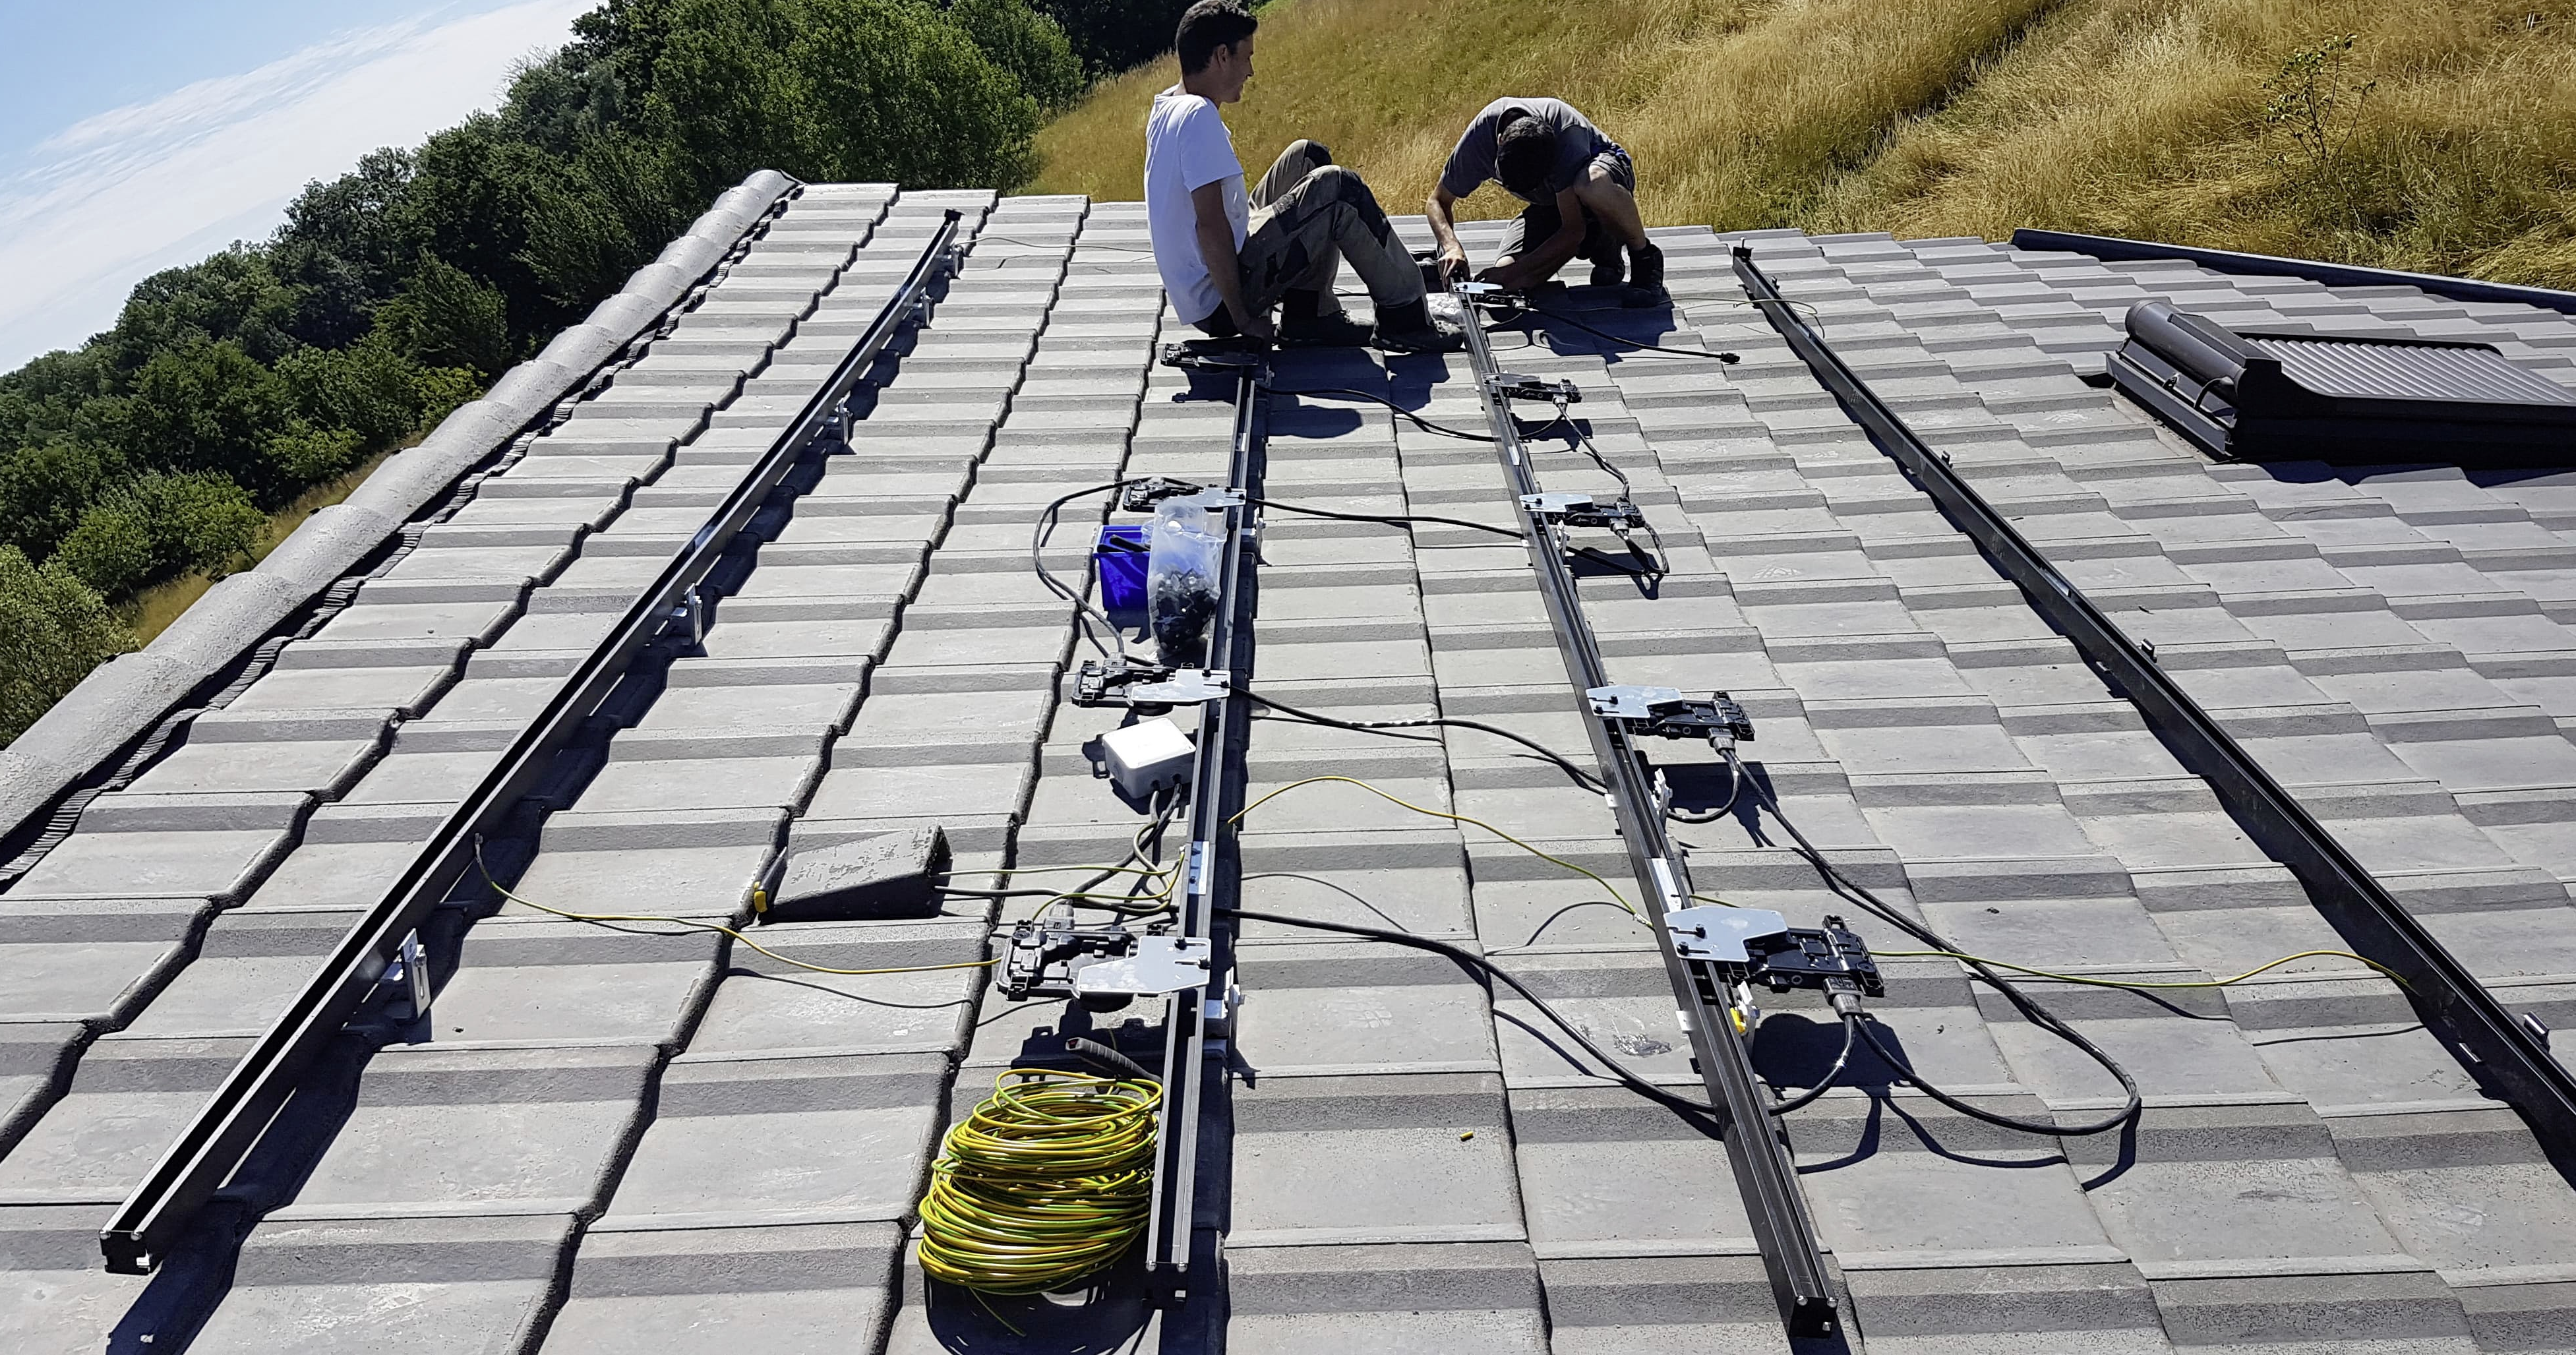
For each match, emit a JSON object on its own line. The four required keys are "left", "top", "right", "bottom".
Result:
{"left": 0, "top": 0, "right": 593, "bottom": 369}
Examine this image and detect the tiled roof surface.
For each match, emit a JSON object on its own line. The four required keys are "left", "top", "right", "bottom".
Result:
{"left": 3, "top": 187, "right": 2573, "bottom": 1353}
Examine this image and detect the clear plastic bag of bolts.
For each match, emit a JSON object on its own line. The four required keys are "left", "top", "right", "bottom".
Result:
{"left": 1148, "top": 490, "right": 1229, "bottom": 667}
{"left": 1427, "top": 291, "right": 1468, "bottom": 328}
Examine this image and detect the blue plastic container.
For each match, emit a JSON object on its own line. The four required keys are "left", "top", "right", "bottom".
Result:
{"left": 1094, "top": 524, "right": 1149, "bottom": 625}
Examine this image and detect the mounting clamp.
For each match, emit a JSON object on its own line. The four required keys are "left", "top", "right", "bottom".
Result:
{"left": 1077, "top": 659, "right": 1233, "bottom": 711}
{"left": 1664, "top": 908, "right": 1884, "bottom": 996}
{"left": 1587, "top": 685, "right": 1755, "bottom": 745}
{"left": 1521, "top": 492, "right": 1646, "bottom": 531}
{"left": 1003, "top": 917, "right": 1215, "bottom": 1009}
{"left": 1488, "top": 372, "right": 1582, "bottom": 404}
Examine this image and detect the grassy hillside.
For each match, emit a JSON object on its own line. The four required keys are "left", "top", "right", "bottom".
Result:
{"left": 1034, "top": 0, "right": 2576, "bottom": 286}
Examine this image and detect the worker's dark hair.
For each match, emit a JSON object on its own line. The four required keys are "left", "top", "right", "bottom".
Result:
{"left": 1496, "top": 115, "right": 1559, "bottom": 197}
{"left": 1176, "top": 1, "right": 1258, "bottom": 75}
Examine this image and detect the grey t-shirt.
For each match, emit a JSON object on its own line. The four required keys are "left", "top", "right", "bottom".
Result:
{"left": 1438, "top": 97, "right": 1623, "bottom": 204}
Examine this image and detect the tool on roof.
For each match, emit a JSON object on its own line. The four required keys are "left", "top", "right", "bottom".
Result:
{"left": 1451, "top": 274, "right": 1843, "bottom": 1339}
{"left": 97, "top": 212, "right": 971, "bottom": 1279}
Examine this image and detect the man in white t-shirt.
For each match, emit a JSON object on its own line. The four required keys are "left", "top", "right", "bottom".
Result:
{"left": 1143, "top": 1, "right": 1460, "bottom": 353}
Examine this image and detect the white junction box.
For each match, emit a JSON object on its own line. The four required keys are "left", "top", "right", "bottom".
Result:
{"left": 1101, "top": 717, "right": 1196, "bottom": 799}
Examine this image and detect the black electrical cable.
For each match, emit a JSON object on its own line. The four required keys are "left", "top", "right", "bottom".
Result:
{"left": 1065, "top": 1037, "right": 1160, "bottom": 1083}
{"left": 1248, "top": 495, "right": 1525, "bottom": 541}
{"left": 1730, "top": 750, "right": 2143, "bottom": 1135}
{"left": 1222, "top": 904, "right": 1860, "bottom": 1117}
{"left": 1768, "top": 1013, "right": 1863, "bottom": 1114}
{"left": 1272, "top": 386, "right": 1496, "bottom": 442}
{"left": 1219, "top": 906, "right": 1721, "bottom": 1114}
{"left": 1663, "top": 752, "right": 1743, "bottom": 824}
{"left": 1242, "top": 692, "right": 1603, "bottom": 792}
{"left": 1030, "top": 478, "right": 1131, "bottom": 661}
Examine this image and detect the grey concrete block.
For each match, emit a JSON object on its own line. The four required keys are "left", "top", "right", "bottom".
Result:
{"left": 768, "top": 824, "right": 949, "bottom": 921}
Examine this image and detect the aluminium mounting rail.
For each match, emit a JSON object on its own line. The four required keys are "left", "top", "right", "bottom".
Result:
{"left": 98, "top": 210, "right": 967, "bottom": 1275}
{"left": 1731, "top": 245, "right": 2576, "bottom": 1170}
{"left": 1144, "top": 353, "right": 1267, "bottom": 1342}
{"left": 1451, "top": 280, "right": 1847, "bottom": 1340}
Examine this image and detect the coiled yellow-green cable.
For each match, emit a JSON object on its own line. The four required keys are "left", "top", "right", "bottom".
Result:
{"left": 917, "top": 1069, "right": 1163, "bottom": 1294}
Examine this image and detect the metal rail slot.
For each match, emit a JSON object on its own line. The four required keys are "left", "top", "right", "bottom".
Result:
{"left": 1452, "top": 281, "right": 1845, "bottom": 1339}
{"left": 1731, "top": 245, "right": 2576, "bottom": 1170}
{"left": 98, "top": 211, "right": 967, "bottom": 1275}
{"left": 1143, "top": 357, "right": 1265, "bottom": 1335}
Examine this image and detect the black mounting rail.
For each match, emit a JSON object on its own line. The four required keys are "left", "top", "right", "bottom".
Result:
{"left": 1144, "top": 351, "right": 1265, "bottom": 1338}
{"left": 1453, "top": 282, "right": 1845, "bottom": 1339}
{"left": 1733, "top": 245, "right": 2576, "bottom": 1168}
{"left": 98, "top": 211, "right": 967, "bottom": 1275}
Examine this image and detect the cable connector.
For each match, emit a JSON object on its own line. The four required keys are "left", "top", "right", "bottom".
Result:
{"left": 1159, "top": 342, "right": 1268, "bottom": 373}
{"left": 1487, "top": 372, "right": 1581, "bottom": 404}
{"left": 1120, "top": 477, "right": 1208, "bottom": 512}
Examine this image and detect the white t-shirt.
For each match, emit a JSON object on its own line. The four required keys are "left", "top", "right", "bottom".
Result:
{"left": 1144, "top": 86, "right": 1247, "bottom": 326}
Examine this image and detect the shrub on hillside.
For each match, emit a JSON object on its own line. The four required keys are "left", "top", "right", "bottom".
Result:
{"left": 52, "top": 473, "right": 264, "bottom": 596}
{"left": 0, "top": 545, "right": 133, "bottom": 747}
{"left": 276, "top": 334, "right": 431, "bottom": 450}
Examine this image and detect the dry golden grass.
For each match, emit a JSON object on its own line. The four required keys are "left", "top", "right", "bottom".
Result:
{"left": 1034, "top": 0, "right": 2576, "bottom": 286}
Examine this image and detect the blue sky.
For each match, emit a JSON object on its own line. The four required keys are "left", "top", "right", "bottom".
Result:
{"left": 0, "top": 0, "right": 593, "bottom": 369}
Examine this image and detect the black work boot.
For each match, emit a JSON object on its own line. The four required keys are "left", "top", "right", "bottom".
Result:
{"left": 1370, "top": 297, "right": 1466, "bottom": 354}
{"left": 1277, "top": 288, "right": 1374, "bottom": 347}
{"left": 1621, "top": 241, "right": 1669, "bottom": 307}
{"left": 1588, "top": 253, "right": 1626, "bottom": 287}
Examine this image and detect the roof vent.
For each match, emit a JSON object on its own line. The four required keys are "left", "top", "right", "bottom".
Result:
{"left": 2108, "top": 300, "right": 2576, "bottom": 464}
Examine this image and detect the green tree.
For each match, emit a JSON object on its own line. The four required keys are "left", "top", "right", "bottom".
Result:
{"left": 51, "top": 497, "right": 154, "bottom": 596}
{"left": 1033, "top": 0, "right": 1192, "bottom": 80}
{"left": 374, "top": 253, "right": 515, "bottom": 377}
{"left": 105, "top": 247, "right": 304, "bottom": 369}
{"left": 0, "top": 545, "right": 134, "bottom": 746}
{"left": 118, "top": 338, "right": 297, "bottom": 498}
{"left": 949, "top": 0, "right": 1084, "bottom": 111}
{"left": 782, "top": 0, "right": 1043, "bottom": 189}
{"left": 275, "top": 332, "right": 428, "bottom": 450}
{"left": 522, "top": 131, "right": 696, "bottom": 307}
{"left": 0, "top": 440, "right": 129, "bottom": 561}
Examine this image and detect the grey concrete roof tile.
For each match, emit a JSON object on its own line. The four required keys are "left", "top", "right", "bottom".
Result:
{"left": 542, "top": 1220, "right": 901, "bottom": 1355}
{"left": 191, "top": 1213, "right": 574, "bottom": 1354}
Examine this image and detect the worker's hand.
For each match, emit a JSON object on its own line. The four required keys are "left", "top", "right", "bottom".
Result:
{"left": 1437, "top": 247, "right": 1471, "bottom": 284}
{"left": 1234, "top": 307, "right": 1276, "bottom": 342}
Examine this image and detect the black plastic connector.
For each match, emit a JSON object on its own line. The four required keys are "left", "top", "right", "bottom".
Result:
{"left": 1737, "top": 915, "right": 1883, "bottom": 997}
{"left": 1490, "top": 372, "right": 1582, "bottom": 404}
{"left": 1120, "top": 477, "right": 1208, "bottom": 512}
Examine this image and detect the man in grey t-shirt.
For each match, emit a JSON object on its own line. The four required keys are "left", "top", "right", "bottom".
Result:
{"left": 1425, "top": 97, "right": 1662, "bottom": 303}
